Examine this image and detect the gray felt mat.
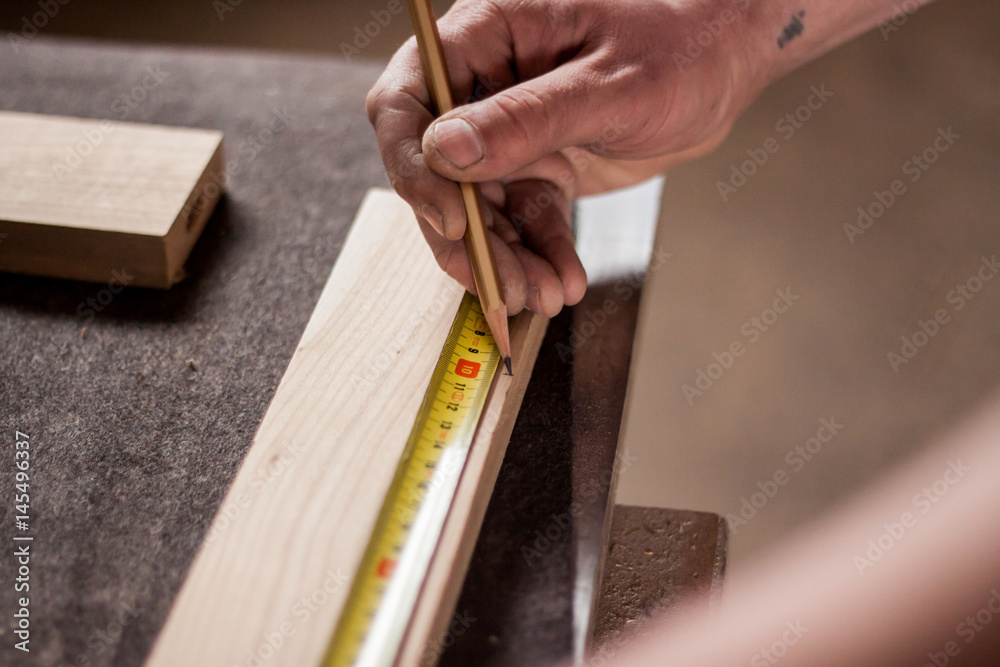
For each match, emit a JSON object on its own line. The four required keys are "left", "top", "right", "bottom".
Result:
{"left": 0, "top": 37, "right": 720, "bottom": 667}
{"left": 0, "top": 37, "right": 387, "bottom": 667}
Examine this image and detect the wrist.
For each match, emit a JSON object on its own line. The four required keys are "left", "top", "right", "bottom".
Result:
{"left": 725, "top": 0, "right": 917, "bottom": 98}
{"left": 658, "top": 0, "right": 779, "bottom": 140}
{"left": 715, "top": 0, "right": 782, "bottom": 119}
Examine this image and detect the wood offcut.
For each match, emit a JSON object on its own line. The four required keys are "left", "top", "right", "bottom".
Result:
{"left": 0, "top": 111, "right": 223, "bottom": 288}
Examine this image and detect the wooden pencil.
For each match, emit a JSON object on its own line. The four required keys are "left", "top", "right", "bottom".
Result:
{"left": 405, "top": 0, "right": 513, "bottom": 373}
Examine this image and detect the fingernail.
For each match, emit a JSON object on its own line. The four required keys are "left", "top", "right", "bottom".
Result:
{"left": 433, "top": 118, "right": 485, "bottom": 169}
{"left": 420, "top": 204, "right": 445, "bottom": 235}
{"left": 442, "top": 211, "right": 463, "bottom": 240}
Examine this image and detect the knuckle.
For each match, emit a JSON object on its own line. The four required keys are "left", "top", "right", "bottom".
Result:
{"left": 491, "top": 88, "right": 552, "bottom": 153}
{"left": 432, "top": 242, "right": 459, "bottom": 276}
{"left": 385, "top": 150, "right": 424, "bottom": 200}
{"left": 543, "top": 0, "right": 579, "bottom": 31}
{"left": 589, "top": 56, "right": 640, "bottom": 89}
{"left": 365, "top": 74, "right": 399, "bottom": 127}
{"left": 365, "top": 86, "right": 382, "bottom": 126}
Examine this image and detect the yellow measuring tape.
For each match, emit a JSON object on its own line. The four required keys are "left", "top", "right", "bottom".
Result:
{"left": 324, "top": 292, "right": 501, "bottom": 667}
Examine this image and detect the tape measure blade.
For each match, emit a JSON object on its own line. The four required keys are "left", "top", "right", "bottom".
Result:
{"left": 324, "top": 292, "right": 501, "bottom": 667}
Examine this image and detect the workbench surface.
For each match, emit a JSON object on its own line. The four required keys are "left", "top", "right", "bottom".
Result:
{"left": 0, "top": 38, "right": 720, "bottom": 666}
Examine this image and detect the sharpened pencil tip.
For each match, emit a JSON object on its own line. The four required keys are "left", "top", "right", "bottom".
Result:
{"left": 504, "top": 356, "right": 512, "bottom": 376}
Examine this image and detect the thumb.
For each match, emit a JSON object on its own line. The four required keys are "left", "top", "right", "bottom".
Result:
{"left": 422, "top": 59, "right": 635, "bottom": 182}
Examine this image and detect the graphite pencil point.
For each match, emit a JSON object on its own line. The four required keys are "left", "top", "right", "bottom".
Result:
{"left": 504, "top": 356, "right": 512, "bottom": 376}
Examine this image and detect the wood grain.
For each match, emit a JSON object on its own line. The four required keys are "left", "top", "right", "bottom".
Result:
{"left": 0, "top": 111, "right": 223, "bottom": 287}
{"left": 146, "top": 188, "right": 546, "bottom": 667}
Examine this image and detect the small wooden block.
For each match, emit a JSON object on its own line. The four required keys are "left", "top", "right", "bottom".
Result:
{"left": 0, "top": 111, "right": 224, "bottom": 288}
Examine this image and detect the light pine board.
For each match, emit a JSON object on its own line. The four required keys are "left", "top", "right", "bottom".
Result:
{"left": 0, "top": 111, "right": 223, "bottom": 287}
{"left": 400, "top": 310, "right": 547, "bottom": 666}
{"left": 147, "top": 188, "right": 546, "bottom": 666}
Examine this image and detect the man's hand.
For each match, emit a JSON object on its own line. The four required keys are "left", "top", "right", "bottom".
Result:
{"left": 368, "top": 0, "right": 765, "bottom": 315}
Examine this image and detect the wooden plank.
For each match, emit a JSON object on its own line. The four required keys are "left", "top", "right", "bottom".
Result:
{"left": 401, "top": 309, "right": 547, "bottom": 666}
{"left": 146, "top": 188, "right": 546, "bottom": 667}
{"left": 0, "top": 111, "right": 223, "bottom": 288}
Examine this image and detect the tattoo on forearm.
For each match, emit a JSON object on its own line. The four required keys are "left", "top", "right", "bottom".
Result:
{"left": 777, "top": 10, "right": 806, "bottom": 48}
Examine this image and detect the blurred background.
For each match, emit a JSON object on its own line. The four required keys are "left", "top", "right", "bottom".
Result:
{"left": 3, "top": 0, "right": 997, "bottom": 579}
{"left": 0, "top": 0, "right": 446, "bottom": 59}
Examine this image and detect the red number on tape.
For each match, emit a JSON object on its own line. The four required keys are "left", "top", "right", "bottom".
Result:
{"left": 455, "top": 359, "right": 480, "bottom": 378}
{"left": 377, "top": 558, "right": 396, "bottom": 578}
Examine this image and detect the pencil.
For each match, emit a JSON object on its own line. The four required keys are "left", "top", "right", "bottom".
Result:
{"left": 405, "top": 0, "right": 513, "bottom": 375}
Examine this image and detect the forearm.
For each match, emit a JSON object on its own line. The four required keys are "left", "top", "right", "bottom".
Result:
{"left": 366, "top": 0, "right": 940, "bottom": 316}
{"left": 732, "top": 0, "right": 937, "bottom": 94}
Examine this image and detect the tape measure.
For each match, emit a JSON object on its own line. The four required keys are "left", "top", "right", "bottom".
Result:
{"left": 324, "top": 292, "right": 501, "bottom": 667}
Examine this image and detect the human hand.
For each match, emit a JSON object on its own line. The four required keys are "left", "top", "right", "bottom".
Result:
{"left": 368, "top": 0, "right": 764, "bottom": 315}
